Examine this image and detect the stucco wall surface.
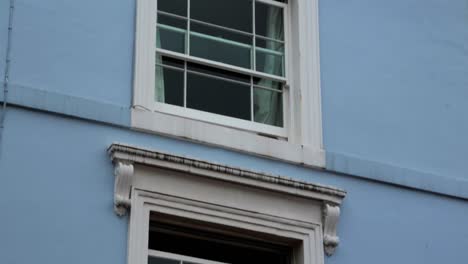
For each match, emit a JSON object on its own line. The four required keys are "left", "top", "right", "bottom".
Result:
{"left": 7, "top": 0, "right": 134, "bottom": 106}
{"left": 320, "top": 0, "right": 468, "bottom": 179}
{"left": 1, "top": 0, "right": 467, "bottom": 191}
{"left": 1, "top": 107, "right": 467, "bottom": 264}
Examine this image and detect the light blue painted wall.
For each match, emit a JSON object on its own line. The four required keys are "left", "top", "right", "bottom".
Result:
{"left": 1, "top": 0, "right": 467, "bottom": 188}
{"left": 1, "top": 0, "right": 468, "bottom": 262}
{"left": 0, "top": 0, "right": 9, "bottom": 79}
{"left": 320, "top": 0, "right": 468, "bottom": 179}
{"left": 8, "top": 0, "right": 134, "bottom": 106}
{"left": 1, "top": 107, "right": 468, "bottom": 264}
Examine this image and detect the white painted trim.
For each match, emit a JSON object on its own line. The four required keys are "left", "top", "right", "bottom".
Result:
{"left": 322, "top": 204, "right": 341, "bottom": 256}
{"left": 151, "top": 102, "right": 287, "bottom": 138}
{"left": 131, "top": 109, "right": 325, "bottom": 167}
{"left": 113, "top": 161, "right": 134, "bottom": 216}
{"left": 108, "top": 143, "right": 345, "bottom": 204}
{"left": 109, "top": 144, "right": 346, "bottom": 263}
{"left": 133, "top": 0, "right": 156, "bottom": 108}
{"left": 130, "top": 190, "right": 323, "bottom": 264}
{"left": 156, "top": 48, "right": 287, "bottom": 83}
{"left": 297, "top": 0, "right": 323, "bottom": 149}
{"left": 132, "top": 0, "right": 324, "bottom": 167}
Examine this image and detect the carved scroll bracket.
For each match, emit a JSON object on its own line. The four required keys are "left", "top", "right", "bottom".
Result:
{"left": 113, "top": 161, "right": 134, "bottom": 216}
{"left": 323, "top": 203, "right": 341, "bottom": 256}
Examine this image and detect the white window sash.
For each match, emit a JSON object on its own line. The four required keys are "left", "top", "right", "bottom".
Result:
{"left": 152, "top": 102, "right": 287, "bottom": 138}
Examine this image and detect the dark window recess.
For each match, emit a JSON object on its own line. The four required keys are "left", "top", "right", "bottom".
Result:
{"left": 157, "top": 0, "right": 187, "bottom": 17}
{"left": 191, "top": 0, "right": 252, "bottom": 32}
{"left": 188, "top": 62, "right": 250, "bottom": 84}
{"left": 149, "top": 219, "right": 291, "bottom": 264}
{"left": 187, "top": 71, "right": 251, "bottom": 121}
{"left": 156, "top": 66, "right": 184, "bottom": 106}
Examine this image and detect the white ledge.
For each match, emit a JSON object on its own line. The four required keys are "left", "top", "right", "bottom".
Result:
{"left": 108, "top": 143, "right": 345, "bottom": 204}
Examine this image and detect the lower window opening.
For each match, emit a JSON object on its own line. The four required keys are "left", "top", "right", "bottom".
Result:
{"left": 149, "top": 213, "right": 293, "bottom": 264}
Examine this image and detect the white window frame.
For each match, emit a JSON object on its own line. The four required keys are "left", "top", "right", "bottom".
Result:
{"left": 109, "top": 143, "right": 345, "bottom": 264}
{"left": 132, "top": 0, "right": 324, "bottom": 167}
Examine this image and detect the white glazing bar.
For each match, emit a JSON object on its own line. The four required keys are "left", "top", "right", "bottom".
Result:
{"left": 187, "top": 69, "right": 251, "bottom": 86}
{"left": 184, "top": 61, "right": 188, "bottom": 107}
{"left": 255, "top": 34, "right": 285, "bottom": 44}
{"left": 250, "top": 77, "right": 254, "bottom": 121}
{"left": 155, "top": 63, "right": 184, "bottom": 72}
{"left": 157, "top": 10, "right": 188, "bottom": 21}
{"left": 190, "top": 31, "right": 251, "bottom": 49}
{"left": 254, "top": 84, "right": 283, "bottom": 93}
{"left": 156, "top": 48, "right": 287, "bottom": 82}
{"left": 157, "top": 24, "right": 186, "bottom": 34}
{"left": 190, "top": 18, "right": 253, "bottom": 37}
{"left": 256, "top": 46, "right": 284, "bottom": 56}
{"left": 252, "top": 0, "right": 256, "bottom": 71}
{"left": 185, "top": 0, "right": 190, "bottom": 108}
{"left": 187, "top": 0, "right": 191, "bottom": 55}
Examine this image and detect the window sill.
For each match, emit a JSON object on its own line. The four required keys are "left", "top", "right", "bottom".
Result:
{"left": 131, "top": 108, "right": 325, "bottom": 168}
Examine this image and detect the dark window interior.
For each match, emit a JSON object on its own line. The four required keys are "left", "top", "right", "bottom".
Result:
{"left": 191, "top": 0, "right": 252, "bottom": 32}
{"left": 149, "top": 217, "right": 291, "bottom": 264}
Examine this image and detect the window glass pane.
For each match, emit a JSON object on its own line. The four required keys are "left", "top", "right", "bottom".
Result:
{"left": 254, "top": 87, "right": 283, "bottom": 127}
{"left": 156, "top": 12, "right": 187, "bottom": 54}
{"left": 158, "top": 56, "right": 185, "bottom": 69}
{"left": 157, "top": 25, "right": 186, "bottom": 53}
{"left": 156, "top": 65, "right": 184, "bottom": 107}
{"left": 253, "top": 77, "right": 282, "bottom": 91}
{"left": 188, "top": 62, "right": 250, "bottom": 84}
{"left": 158, "top": 13, "right": 188, "bottom": 29}
{"left": 148, "top": 256, "right": 180, "bottom": 264}
{"left": 149, "top": 217, "right": 291, "bottom": 264}
{"left": 189, "top": 26, "right": 252, "bottom": 69}
{"left": 157, "top": 0, "right": 187, "bottom": 17}
{"left": 256, "top": 38, "right": 284, "bottom": 76}
{"left": 191, "top": 21, "right": 252, "bottom": 48}
{"left": 187, "top": 71, "right": 251, "bottom": 121}
{"left": 191, "top": 0, "right": 252, "bottom": 32}
{"left": 255, "top": 2, "right": 284, "bottom": 41}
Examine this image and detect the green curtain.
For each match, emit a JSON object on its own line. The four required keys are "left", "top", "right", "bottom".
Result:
{"left": 254, "top": 6, "right": 283, "bottom": 127}
{"left": 156, "top": 28, "right": 165, "bottom": 103}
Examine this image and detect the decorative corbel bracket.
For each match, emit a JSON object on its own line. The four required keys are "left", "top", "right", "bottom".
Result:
{"left": 113, "top": 161, "right": 134, "bottom": 216}
{"left": 322, "top": 203, "right": 341, "bottom": 256}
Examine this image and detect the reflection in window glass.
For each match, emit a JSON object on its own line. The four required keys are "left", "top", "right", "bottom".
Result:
{"left": 157, "top": 0, "right": 187, "bottom": 17}
{"left": 256, "top": 49, "right": 284, "bottom": 77}
{"left": 188, "top": 62, "right": 250, "bottom": 84}
{"left": 187, "top": 71, "right": 251, "bottom": 121}
{"left": 148, "top": 256, "right": 180, "bottom": 264}
{"left": 191, "top": 0, "right": 252, "bottom": 32}
{"left": 157, "top": 25, "right": 186, "bottom": 54}
{"left": 255, "top": 2, "right": 284, "bottom": 41}
{"left": 253, "top": 77, "right": 282, "bottom": 90}
{"left": 156, "top": 65, "right": 184, "bottom": 106}
{"left": 190, "top": 32, "right": 251, "bottom": 69}
{"left": 254, "top": 87, "right": 283, "bottom": 127}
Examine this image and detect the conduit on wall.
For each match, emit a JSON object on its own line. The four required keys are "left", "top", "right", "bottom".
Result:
{"left": 0, "top": 0, "right": 15, "bottom": 149}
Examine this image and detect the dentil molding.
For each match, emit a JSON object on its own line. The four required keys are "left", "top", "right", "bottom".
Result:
{"left": 108, "top": 143, "right": 346, "bottom": 255}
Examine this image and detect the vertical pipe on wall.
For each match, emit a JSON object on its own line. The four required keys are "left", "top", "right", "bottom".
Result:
{"left": 0, "top": 0, "right": 15, "bottom": 152}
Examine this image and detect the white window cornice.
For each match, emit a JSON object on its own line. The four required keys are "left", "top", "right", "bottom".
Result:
{"left": 107, "top": 143, "right": 346, "bottom": 256}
